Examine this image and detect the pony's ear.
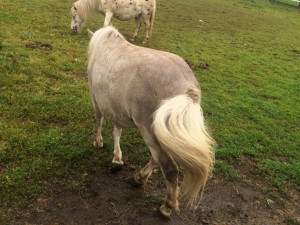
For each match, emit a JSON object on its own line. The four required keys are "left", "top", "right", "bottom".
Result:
{"left": 87, "top": 29, "right": 94, "bottom": 39}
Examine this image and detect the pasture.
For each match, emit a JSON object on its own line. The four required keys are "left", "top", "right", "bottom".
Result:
{"left": 0, "top": 0, "right": 299, "bottom": 224}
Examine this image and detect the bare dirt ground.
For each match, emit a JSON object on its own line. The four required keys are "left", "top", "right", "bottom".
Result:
{"left": 13, "top": 160, "right": 299, "bottom": 225}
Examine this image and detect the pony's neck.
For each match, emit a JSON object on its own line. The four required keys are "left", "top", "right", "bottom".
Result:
{"left": 88, "top": 27, "right": 126, "bottom": 66}
{"left": 77, "top": 0, "right": 101, "bottom": 19}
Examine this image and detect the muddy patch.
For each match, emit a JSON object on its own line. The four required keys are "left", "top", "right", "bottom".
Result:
{"left": 26, "top": 41, "right": 53, "bottom": 53}
{"left": 185, "top": 59, "right": 195, "bottom": 69}
{"left": 185, "top": 59, "right": 210, "bottom": 70}
{"left": 12, "top": 163, "right": 300, "bottom": 225}
{"left": 198, "top": 63, "right": 210, "bottom": 70}
{"left": 62, "top": 70, "right": 87, "bottom": 80}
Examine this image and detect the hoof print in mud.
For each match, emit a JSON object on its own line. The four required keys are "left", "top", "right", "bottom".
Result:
{"left": 110, "top": 163, "right": 124, "bottom": 173}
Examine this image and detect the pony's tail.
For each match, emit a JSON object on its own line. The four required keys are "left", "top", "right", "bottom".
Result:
{"left": 152, "top": 87, "right": 215, "bottom": 206}
{"left": 149, "top": 0, "right": 156, "bottom": 36}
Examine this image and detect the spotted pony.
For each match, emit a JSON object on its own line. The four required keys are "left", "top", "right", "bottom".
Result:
{"left": 71, "top": 0, "right": 156, "bottom": 43}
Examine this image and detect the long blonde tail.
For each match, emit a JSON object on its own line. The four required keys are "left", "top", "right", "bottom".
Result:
{"left": 152, "top": 87, "right": 215, "bottom": 206}
{"left": 149, "top": 0, "right": 156, "bottom": 36}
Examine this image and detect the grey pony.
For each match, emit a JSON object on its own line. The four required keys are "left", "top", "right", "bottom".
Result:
{"left": 87, "top": 26, "right": 215, "bottom": 218}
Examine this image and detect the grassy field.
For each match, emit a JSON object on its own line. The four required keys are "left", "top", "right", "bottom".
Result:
{"left": 0, "top": 0, "right": 299, "bottom": 221}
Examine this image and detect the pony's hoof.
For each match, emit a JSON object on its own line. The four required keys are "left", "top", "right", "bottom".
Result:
{"left": 93, "top": 140, "right": 103, "bottom": 148}
{"left": 142, "top": 39, "right": 148, "bottom": 44}
{"left": 130, "top": 37, "right": 136, "bottom": 42}
{"left": 112, "top": 158, "right": 124, "bottom": 165}
{"left": 93, "top": 136, "right": 103, "bottom": 148}
{"left": 127, "top": 174, "right": 143, "bottom": 187}
{"left": 159, "top": 204, "right": 172, "bottom": 218}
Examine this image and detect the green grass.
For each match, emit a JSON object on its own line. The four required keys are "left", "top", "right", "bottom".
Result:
{"left": 0, "top": 0, "right": 299, "bottom": 219}
{"left": 273, "top": 0, "right": 299, "bottom": 8}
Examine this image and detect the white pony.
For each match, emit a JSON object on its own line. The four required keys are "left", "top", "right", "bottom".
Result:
{"left": 87, "top": 26, "right": 215, "bottom": 218}
{"left": 71, "top": 0, "right": 156, "bottom": 43}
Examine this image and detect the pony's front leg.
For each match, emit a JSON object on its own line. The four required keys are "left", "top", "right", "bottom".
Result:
{"left": 104, "top": 11, "right": 113, "bottom": 26}
{"left": 112, "top": 125, "right": 124, "bottom": 165}
{"left": 130, "top": 15, "right": 142, "bottom": 41}
{"left": 93, "top": 105, "right": 104, "bottom": 148}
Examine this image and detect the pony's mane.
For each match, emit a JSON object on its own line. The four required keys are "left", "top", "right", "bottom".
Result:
{"left": 88, "top": 26, "right": 125, "bottom": 65}
{"left": 75, "top": 0, "right": 100, "bottom": 19}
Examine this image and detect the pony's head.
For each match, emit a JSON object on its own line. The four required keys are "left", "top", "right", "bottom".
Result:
{"left": 71, "top": 1, "right": 84, "bottom": 34}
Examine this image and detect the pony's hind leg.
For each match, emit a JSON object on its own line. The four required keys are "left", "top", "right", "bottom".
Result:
{"left": 136, "top": 126, "right": 180, "bottom": 218}
{"left": 112, "top": 125, "right": 124, "bottom": 165}
{"left": 132, "top": 157, "right": 156, "bottom": 186}
{"left": 157, "top": 151, "right": 180, "bottom": 218}
{"left": 130, "top": 15, "right": 142, "bottom": 41}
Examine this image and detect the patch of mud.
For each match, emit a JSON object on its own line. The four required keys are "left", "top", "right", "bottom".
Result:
{"left": 62, "top": 70, "right": 87, "bottom": 80}
{"left": 12, "top": 162, "right": 300, "bottom": 225}
{"left": 26, "top": 41, "right": 53, "bottom": 52}
{"left": 185, "top": 59, "right": 195, "bottom": 69}
{"left": 198, "top": 63, "right": 210, "bottom": 70}
{"left": 185, "top": 59, "right": 210, "bottom": 70}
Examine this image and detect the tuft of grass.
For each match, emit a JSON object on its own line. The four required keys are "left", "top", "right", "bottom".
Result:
{"left": 214, "top": 161, "right": 239, "bottom": 182}
{"left": 259, "top": 160, "right": 300, "bottom": 189}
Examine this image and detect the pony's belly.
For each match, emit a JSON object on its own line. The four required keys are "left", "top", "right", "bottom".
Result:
{"left": 105, "top": 112, "right": 136, "bottom": 128}
{"left": 98, "top": 103, "right": 136, "bottom": 128}
{"left": 114, "top": 116, "right": 136, "bottom": 128}
{"left": 114, "top": 6, "right": 141, "bottom": 20}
